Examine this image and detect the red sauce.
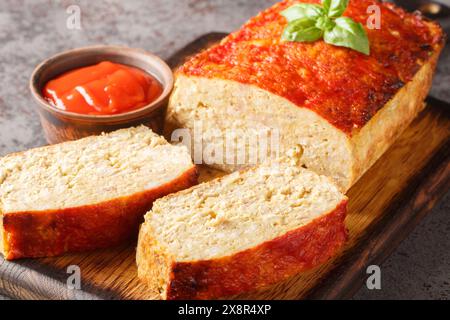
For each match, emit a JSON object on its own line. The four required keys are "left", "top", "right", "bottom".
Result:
{"left": 43, "top": 61, "right": 163, "bottom": 115}
{"left": 179, "top": 0, "right": 443, "bottom": 135}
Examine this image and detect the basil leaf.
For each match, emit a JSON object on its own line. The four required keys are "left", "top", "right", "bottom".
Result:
{"left": 326, "top": 0, "right": 349, "bottom": 18}
{"left": 282, "top": 18, "right": 323, "bottom": 42}
{"left": 315, "top": 16, "right": 335, "bottom": 31}
{"left": 324, "top": 17, "right": 370, "bottom": 55}
{"left": 281, "top": 4, "right": 324, "bottom": 22}
{"left": 280, "top": 2, "right": 370, "bottom": 55}
{"left": 321, "top": 0, "right": 331, "bottom": 13}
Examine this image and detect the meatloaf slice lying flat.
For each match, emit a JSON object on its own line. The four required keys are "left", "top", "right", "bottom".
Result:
{"left": 137, "top": 148, "right": 348, "bottom": 300}
{"left": 0, "top": 126, "right": 198, "bottom": 260}
{"left": 166, "top": 0, "right": 445, "bottom": 191}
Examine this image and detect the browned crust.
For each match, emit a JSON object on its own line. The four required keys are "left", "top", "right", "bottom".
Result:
{"left": 141, "top": 200, "right": 347, "bottom": 300}
{"left": 0, "top": 212, "right": 5, "bottom": 257}
{"left": 179, "top": 0, "right": 446, "bottom": 135}
{"left": 349, "top": 46, "right": 444, "bottom": 189}
{"left": 136, "top": 222, "right": 174, "bottom": 298}
{"left": 1, "top": 166, "right": 198, "bottom": 260}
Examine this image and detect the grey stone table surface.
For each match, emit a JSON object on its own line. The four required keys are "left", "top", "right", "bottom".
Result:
{"left": 0, "top": 0, "right": 449, "bottom": 300}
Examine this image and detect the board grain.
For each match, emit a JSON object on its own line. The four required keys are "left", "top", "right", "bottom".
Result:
{"left": 0, "top": 33, "right": 449, "bottom": 300}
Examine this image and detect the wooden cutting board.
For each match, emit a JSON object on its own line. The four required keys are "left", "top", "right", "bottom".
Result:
{"left": 0, "top": 33, "right": 449, "bottom": 300}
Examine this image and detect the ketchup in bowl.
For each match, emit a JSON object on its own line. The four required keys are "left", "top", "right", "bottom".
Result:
{"left": 43, "top": 61, "right": 163, "bottom": 115}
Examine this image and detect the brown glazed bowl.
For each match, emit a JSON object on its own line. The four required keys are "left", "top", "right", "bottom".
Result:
{"left": 30, "top": 45, "right": 174, "bottom": 144}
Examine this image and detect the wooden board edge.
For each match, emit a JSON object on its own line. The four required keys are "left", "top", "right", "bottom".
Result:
{"left": 306, "top": 130, "right": 450, "bottom": 300}
{"left": 0, "top": 245, "right": 136, "bottom": 300}
{"left": 0, "top": 260, "right": 103, "bottom": 300}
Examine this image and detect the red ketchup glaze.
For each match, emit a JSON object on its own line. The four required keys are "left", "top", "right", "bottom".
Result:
{"left": 43, "top": 61, "right": 163, "bottom": 115}
{"left": 179, "top": 0, "right": 444, "bottom": 135}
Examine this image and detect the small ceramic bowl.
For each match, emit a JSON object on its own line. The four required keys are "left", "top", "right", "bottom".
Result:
{"left": 30, "top": 45, "right": 174, "bottom": 144}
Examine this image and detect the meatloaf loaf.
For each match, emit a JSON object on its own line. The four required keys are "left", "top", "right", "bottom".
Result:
{"left": 137, "top": 147, "right": 348, "bottom": 300}
{"left": 0, "top": 126, "right": 198, "bottom": 260}
{"left": 165, "top": 0, "right": 445, "bottom": 191}
{"left": 137, "top": 149, "right": 347, "bottom": 299}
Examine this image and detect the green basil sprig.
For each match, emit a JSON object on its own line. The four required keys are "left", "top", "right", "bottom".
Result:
{"left": 281, "top": 0, "right": 370, "bottom": 55}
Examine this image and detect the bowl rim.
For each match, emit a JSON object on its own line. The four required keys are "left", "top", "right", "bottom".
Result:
{"left": 29, "top": 45, "right": 174, "bottom": 123}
